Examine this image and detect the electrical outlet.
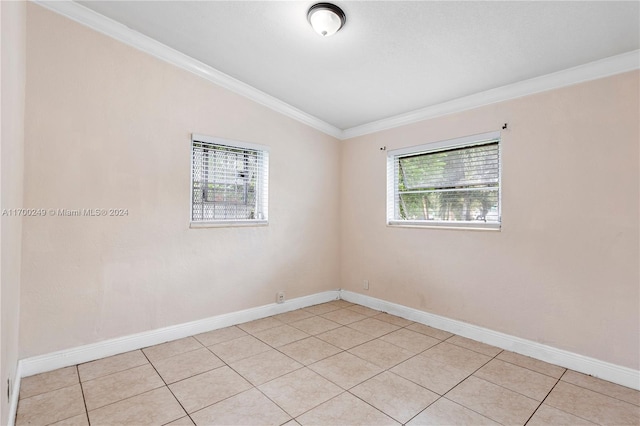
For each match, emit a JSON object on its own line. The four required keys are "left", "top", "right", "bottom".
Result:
{"left": 276, "top": 291, "right": 285, "bottom": 304}
{"left": 363, "top": 280, "right": 369, "bottom": 290}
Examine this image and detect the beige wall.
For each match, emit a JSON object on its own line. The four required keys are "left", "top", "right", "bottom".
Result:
{"left": 1, "top": 0, "right": 26, "bottom": 421}
{"left": 20, "top": 4, "right": 341, "bottom": 358}
{"left": 341, "top": 71, "right": 640, "bottom": 369}
{"left": 18, "top": 3, "right": 639, "bottom": 375}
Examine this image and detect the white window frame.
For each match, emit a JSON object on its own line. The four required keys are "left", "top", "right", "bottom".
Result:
{"left": 386, "top": 131, "right": 502, "bottom": 230}
{"left": 190, "top": 134, "right": 269, "bottom": 228}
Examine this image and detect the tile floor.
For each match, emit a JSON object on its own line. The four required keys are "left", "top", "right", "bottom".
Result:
{"left": 15, "top": 300, "right": 640, "bottom": 425}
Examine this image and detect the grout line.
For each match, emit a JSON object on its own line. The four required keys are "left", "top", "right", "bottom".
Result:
{"left": 15, "top": 381, "right": 79, "bottom": 403}
{"left": 445, "top": 397, "right": 508, "bottom": 426}
{"left": 468, "top": 372, "right": 548, "bottom": 404}
{"left": 196, "top": 323, "right": 316, "bottom": 418}
{"left": 339, "top": 332, "right": 440, "bottom": 423}
{"left": 252, "top": 383, "right": 295, "bottom": 423}
{"left": 434, "top": 346, "right": 507, "bottom": 424}
{"left": 248, "top": 310, "right": 346, "bottom": 423}
{"left": 79, "top": 358, "right": 152, "bottom": 385}
{"left": 290, "top": 390, "right": 350, "bottom": 422}
{"left": 557, "top": 374, "right": 640, "bottom": 407}
{"left": 402, "top": 396, "right": 442, "bottom": 426}
{"left": 523, "top": 374, "right": 563, "bottom": 426}
{"left": 76, "top": 365, "right": 92, "bottom": 426}
{"left": 18, "top": 301, "right": 635, "bottom": 426}
{"left": 346, "top": 387, "right": 404, "bottom": 424}
{"left": 139, "top": 350, "right": 192, "bottom": 424}
{"left": 493, "top": 355, "right": 567, "bottom": 380}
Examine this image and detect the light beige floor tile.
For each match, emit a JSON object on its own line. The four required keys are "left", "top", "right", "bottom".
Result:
{"left": 49, "top": 413, "right": 89, "bottom": 426}
{"left": 165, "top": 416, "right": 195, "bottom": 426}
{"left": 446, "top": 335, "right": 502, "bottom": 357}
{"left": 190, "top": 388, "right": 290, "bottom": 426}
{"left": 349, "top": 339, "right": 413, "bottom": 369}
{"left": 351, "top": 371, "right": 439, "bottom": 423}
{"left": 152, "top": 347, "right": 224, "bottom": 384}
{"left": 407, "top": 323, "right": 454, "bottom": 340}
{"left": 347, "top": 305, "right": 381, "bottom": 317}
{"left": 282, "top": 421, "right": 301, "bottom": 426}
{"left": 169, "top": 366, "right": 252, "bottom": 413}
{"left": 142, "top": 337, "right": 203, "bottom": 363}
{"left": 391, "top": 354, "right": 471, "bottom": 395}
{"left": 316, "top": 326, "right": 374, "bottom": 350}
{"left": 348, "top": 317, "right": 400, "bottom": 337}
{"left": 373, "top": 313, "right": 414, "bottom": 327}
{"left": 193, "top": 326, "right": 247, "bottom": 347}
{"left": 545, "top": 381, "right": 640, "bottom": 425}
{"left": 289, "top": 316, "right": 341, "bottom": 335}
{"left": 474, "top": 358, "right": 558, "bottom": 401}
{"left": 406, "top": 398, "right": 500, "bottom": 426}
{"left": 237, "top": 317, "right": 284, "bottom": 334}
{"left": 21, "top": 305, "right": 636, "bottom": 426}
{"left": 446, "top": 376, "right": 539, "bottom": 425}
{"left": 422, "top": 342, "right": 491, "bottom": 372}
{"left": 304, "top": 303, "right": 341, "bottom": 315}
{"left": 253, "top": 324, "right": 309, "bottom": 347}
{"left": 78, "top": 350, "right": 148, "bottom": 382}
{"left": 380, "top": 328, "right": 440, "bottom": 354}
{"left": 88, "top": 387, "right": 185, "bottom": 426}
{"left": 82, "top": 363, "right": 165, "bottom": 410}
{"left": 208, "top": 335, "right": 271, "bottom": 363}
{"left": 297, "top": 392, "right": 399, "bottom": 426}
{"left": 309, "top": 351, "right": 382, "bottom": 389}
{"left": 321, "top": 308, "right": 367, "bottom": 325}
{"left": 497, "top": 350, "right": 566, "bottom": 378}
{"left": 526, "top": 404, "right": 597, "bottom": 425}
{"left": 327, "top": 299, "right": 355, "bottom": 308}
{"left": 258, "top": 368, "right": 342, "bottom": 417}
{"left": 561, "top": 370, "right": 640, "bottom": 406}
{"left": 16, "top": 384, "right": 85, "bottom": 426}
{"left": 272, "top": 309, "right": 315, "bottom": 324}
{"left": 20, "top": 366, "right": 79, "bottom": 399}
{"left": 229, "top": 349, "right": 302, "bottom": 386}
{"left": 279, "top": 337, "right": 342, "bottom": 365}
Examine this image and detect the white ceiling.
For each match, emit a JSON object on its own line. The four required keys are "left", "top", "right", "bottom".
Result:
{"left": 76, "top": 1, "right": 639, "bottom": 131}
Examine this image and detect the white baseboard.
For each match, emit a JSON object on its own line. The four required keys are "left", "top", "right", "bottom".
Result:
{"left": 16, "top": 288, "right": 639, "bottom": 395}
{"left": 7, "top": 362, "right": 22, "bottom": 426}
{"left": 340, "top": 290, "right": 640, "bottom": 391}
{"left": 19, "top": 290, "right": 339, "bottom": 378}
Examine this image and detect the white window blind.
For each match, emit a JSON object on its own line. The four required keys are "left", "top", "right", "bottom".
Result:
{"left": 387, "top": 131, "right": 501, "bottom": 229}
{"left": 191, "top": 134, "right": 269, "bottom": 225}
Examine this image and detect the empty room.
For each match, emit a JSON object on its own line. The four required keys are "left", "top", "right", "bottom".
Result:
{"left": 1, "top": 1, "right": 639, "bottom": 425}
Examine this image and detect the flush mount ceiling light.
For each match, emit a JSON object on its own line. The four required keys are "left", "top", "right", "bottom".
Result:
{"left": 307, "top": 3, "right": 346, "bottom": 37}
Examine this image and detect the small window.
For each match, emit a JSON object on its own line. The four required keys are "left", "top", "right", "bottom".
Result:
{"left": 191, "top": 134, "right": 269, "bottom": 226}
{"left": 387, "top": 131, "right": 501, "bottom": 229}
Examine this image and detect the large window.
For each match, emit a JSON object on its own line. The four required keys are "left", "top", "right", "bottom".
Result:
{"left": 191, "top": 134, "right": 269, "bottom": 226}
{"left": 387, "top": 131, "right": 501, "bottom": 229}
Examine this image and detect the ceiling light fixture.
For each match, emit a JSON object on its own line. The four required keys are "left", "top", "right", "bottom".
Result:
{"left": 307, "top": 3, "right": 346, "bottom": 37}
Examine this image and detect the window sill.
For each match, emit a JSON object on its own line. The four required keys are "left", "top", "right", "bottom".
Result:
{"left": 387, "top": 220, "right": 500, "bottom": 231}
{"left": 190, "top": 220, "right": 268, "bottom": 229}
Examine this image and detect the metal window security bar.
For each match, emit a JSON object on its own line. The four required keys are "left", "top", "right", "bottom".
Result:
{"left": 191, "top": 134, "right": 269, "bottom": 225}
{"left": 387, "top": 131, "right": 501, "bottom": 229}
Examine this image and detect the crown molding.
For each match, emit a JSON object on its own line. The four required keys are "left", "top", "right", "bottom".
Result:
{"left": 33, "top": 0, "right": 343, "bottom": 139}
{"left": 342, "top": 49, "right": 640, "bottom": 140}
{"left": 32, "top": 1, "right": 638, "bottom": 142}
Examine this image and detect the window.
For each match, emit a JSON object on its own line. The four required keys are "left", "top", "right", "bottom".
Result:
{"left": 387, "top": 131, "right": 501, "bottom": 229}
{"left": 191, "top": 134, "right": 269, "bottom": 226}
